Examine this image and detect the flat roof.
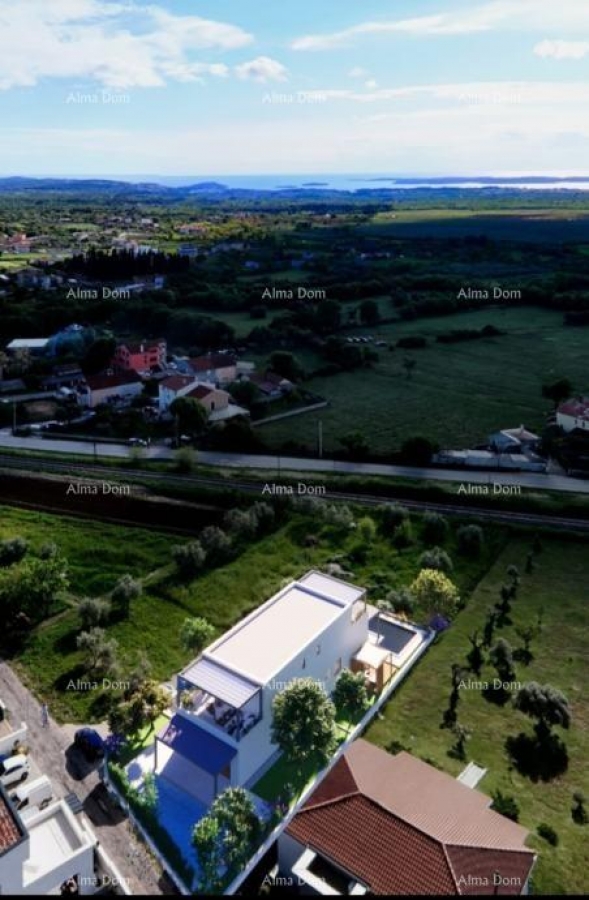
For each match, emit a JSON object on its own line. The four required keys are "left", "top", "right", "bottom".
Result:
{"left": 205, "top": 572, "right": 365, "bottom": 684}
{"left": 23, "top": 804, "right": 88, "bottom": 883}
{"left": 7, "top": 338, "right": 49, "bottom": 349}
{"left": 181, "top": 657, "right": 260, "bottom": 708}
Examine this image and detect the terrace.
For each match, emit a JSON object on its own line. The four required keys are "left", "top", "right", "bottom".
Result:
{"left": 177, "top": 658, "right": 262, "bottom": 743}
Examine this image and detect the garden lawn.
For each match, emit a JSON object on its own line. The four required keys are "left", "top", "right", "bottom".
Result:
{"left": 365, "top": 535, "right": 589, "bottom": 895}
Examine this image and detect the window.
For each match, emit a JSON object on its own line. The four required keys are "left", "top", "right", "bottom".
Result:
{"left": 302, "top": 657, "right": 306, "bottom": 670}
{"left": 316, "top": 643, "right": 321, "bottom": 655}
{"left": 333, "top": 657, "right": 342, "bottom": 676}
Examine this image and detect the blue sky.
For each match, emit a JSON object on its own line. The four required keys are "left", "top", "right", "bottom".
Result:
{"left": 0, "top": 0, "right": 588, "bottom": 176}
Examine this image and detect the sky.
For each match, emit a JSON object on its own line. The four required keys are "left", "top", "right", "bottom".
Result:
{"left": 0, "top": 0, "right": 588, "bottom": 177}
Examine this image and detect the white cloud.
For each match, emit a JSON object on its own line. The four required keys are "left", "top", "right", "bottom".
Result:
{"left": 234, "top": 56, "right": 288, "bottom": 83}
{"left": 534, "top": 40, "right": 589, "bottom": 60}
{"left": 0, "top": 0, "right": 252, "bottom": 90}
{"left": 348, "top": 66, "right": 368, "bottom": 78}
{"left": 292, "top": 0, "right": 589, "bottom": 50}
{"left": 365, "top": 79, "right": 378, "bottom": 89}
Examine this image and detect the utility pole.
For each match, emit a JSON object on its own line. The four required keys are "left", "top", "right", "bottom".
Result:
{"left": 318, "top": 420, "right": 323, "bottom": 459}
{"left": 12, "top": 400, "right": 16, "bottom": 435}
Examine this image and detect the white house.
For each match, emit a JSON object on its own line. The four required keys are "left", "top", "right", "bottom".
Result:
{"left": 557, "top": 397, "right": 589, "bottom": 433}
{"left": 158, "top": 374, "right": 201, "bottom": 413}
{"left": 0, "top": 786, "right": 97, "bottom": 895}
{"left": 80, "top": 371, "right": 143, "bottom": 409}
{"left": 157, "top": 572, "right": 373, "bottom": 803}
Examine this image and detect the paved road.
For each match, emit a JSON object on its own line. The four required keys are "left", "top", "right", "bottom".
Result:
{"left": 0, "top": 429, "right": 586, "bottom": 494}
{"left": 0, "top": 661, "right": 171, "bottom": 896}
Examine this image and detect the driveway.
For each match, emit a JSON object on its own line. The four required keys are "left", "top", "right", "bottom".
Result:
{"left": 0, "top": 661, "right": 175, "bottom": 895}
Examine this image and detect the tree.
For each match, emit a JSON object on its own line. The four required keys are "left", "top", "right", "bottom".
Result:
{"left": 77, "top": 628, "right": 119, "bottom": 675}
{"left": 192, "top": 788, "right": 261, "bottom": 890}
{"left": 399, "top": 436, "right": 435, "bottom": 465}
{"left": 542, "top": 378, "right": 572, "bottom": 408}
{"left": 170, "top": 396, "right": 208, "bottom": 435}
{"left": 314, "top": 298, "right": 341, "bottom": 333}
{"left": 357, "top": 516, "right": 377, "bottom": 544}
{"left": 199, "top": 526, "right": 232, "bottom": 561}
{"left": 514, "top": 682, "right": 571, "bottom": 742}
{"left": 410, "top": 569, "right": 460, "bottom": 619}
{"left": 0, "top": 537, "right": 28, "bottom": 567}
{"left": 482, "top": 607, "right": 497, "bottom": 648}
{"left": 78, "top": 597, "right": 111, "bottom": 630}
{"left": 572, "top": 790, "right": 588, "bottom": 825}
{"left": 228, "top": 379, "right": 260, "bottom": 407}
{"left": 359, "top": 299, "right": 380, "bottom": 325}
{"left": 19, "top": 554, "right": 69, "bottom": 619}
{"left": 81, "top": 337, "right": 116, "bottom": 376}
{"left": 180, "top": 616, "right": 215, "bottom": 654}
{"left": 422, "top": 512, "right": 449, "bottom": 546}
{"left": 380, "top": 503, "right": 409, "bottom": 532}
{"left": 333, "top": 669, "right": 369, "bottom": 730}
{"left": 419, "top": 546, "right": 453, "bottom": 573}
{"left": 271, "top": 678, "right": 337, "bottom": 777}
{"left": 515, "top": 623, "right": 538, "bottom": 664}
{"left": 467, "top": 630, "right": 484, "bottom": 676}
{"left": 111, "top": 573, "right": 142, "bottom": 620}
{"left": 174, "top": 446, "right": 196, "bottom": 473}
{"left": 269, "top": 350, "right": 304, "bottom": 382}
{"left": 339, "top": 431, "right": 370, "bottom": 461}
{"left": 489, "top": 638, "right": 515, "bottom": 684}
{"left": 109, "top": 678, "right": 167, "bottom": 738}
{"left": 393, "top": 518, "right": 414, "bottom": 549}
{"left": 173, "top": 541, "right": 207, "bottom": 578}
{"left": 385, "top": 587, "right": 415, "bottom": 617}
{"left": 456, "top": 524, "right": 484, "bottom": 557}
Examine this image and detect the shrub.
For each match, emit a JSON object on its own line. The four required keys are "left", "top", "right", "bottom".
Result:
{"left": 357, "top": 516, "right": 377, "bottom": 544}
{"left": 492, "top": 791, "right": 519, "bottom": 822}
{"left": 0, "top": 537, "right": 28, "bottom": 567}
{"left": 78, "top": 597, "right": 111, "bottom": 630}
{"left": 456, "top": 524, "right": 485, "bottom": 557}
{"left": 111, "top": 574, "right": 142, "bottom": 620}
{"left": 250, "top": 501, "right": 276, "bottom": 533}
{"left": 537, "top": 823, "right": 559, "bottom": 846}
{"left": 322, "top": 504, "right": 355, "bottom": 529}
{"left": 199, "top": 527, "right": 232, "bottom": 561}
{"left": 422, "top": 512, "right": 449, "bottom": 546}
{"left": 172, "top": 541, "right": 207, "bottom": 578}
{"left": 385, "top": 588, "right": 415, "bottom": 616}
{"left": 224, "top": 508, "right": 258, "bottom": 540}
{"left": 381, "top": 503, "right": 409, "bottom": 532}
{"left": 419, "top": 546, "right": 453, "bottom": 573}
{"left": 393, "top": 518, "right": 414, "bottom": 549}
{"left": 347, "top": 542, "right": 368, "bottom": 565}
{"left": 410, "top": 569, "right": 460, "bottom": 618}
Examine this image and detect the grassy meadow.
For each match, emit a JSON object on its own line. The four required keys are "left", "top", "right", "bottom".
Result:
{"left": 256, "top": 306, "right": 589, "bottom": 454}
{"left": 365, "top": 535, "right": 589, "bottom": 895}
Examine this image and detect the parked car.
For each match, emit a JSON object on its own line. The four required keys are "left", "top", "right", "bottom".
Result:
{"left": 74, "top": 728, "right": 105, "bottom": 761}
{"left": 127, "top": 437, "right": 148, "bottom": 447}
{"left": 10, "top": 774, "right": 53, "bottom": 811}
{"left": 0, "top": 755, "right": 30, "bottom": 788}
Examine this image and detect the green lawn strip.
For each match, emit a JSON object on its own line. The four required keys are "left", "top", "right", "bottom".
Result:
{"left": 116, "top": 713, "right": 169, "bottom": 766}
{"left": 365, "top": 536, "right": 589, "bottom": 895}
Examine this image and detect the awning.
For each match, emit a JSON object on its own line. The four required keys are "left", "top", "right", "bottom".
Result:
{"left": 181, "top": 657, "right": 260, "bottom": 709}
{"left": 354, "top": 641, "right": 390, "bottom": 668}
{"left": 158, "top": 714, "right": 237, "bottom": 775}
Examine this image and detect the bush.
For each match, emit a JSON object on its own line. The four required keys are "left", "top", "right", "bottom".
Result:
{"left": 0, "top": 537, "right": 28, "bottom": 567}
{"left": 347, "top": 542, "right": 368, "bottom": 565}
{"left": 199, "top": 527, "right": 232, "bottom": 561}
{"left": 250, "top": 501, "right": 276, "bottom": 533}
{"left": 456, "top": 524, "right": 485, "bottom": 557}
{"left": 385, "top": 588, "right": 415, "bottom": 616}
{"left": 537, "top": 823, "right": 559, "bottom": 846}
{"left": 322, "top": 504, "right": 355, "bottom": 529}
{"left": 173, "top": 541, "right": 207, "bottom": 578}
{"left": 422, "top": 512, "right": 449, "bottom": 546}
{"left": 111, "top": 574, "right": 142, "bottom": 620}
{"left": 380, "top": 503, "right": 409, "bottom": 532}
{"left": 492, "top": 791, "right": 519, "bottom": 822}
{"left": 419, "top": 546, "right": 453, "bottom": 573}
{"left": 78, "top": 597, "right": 111, "bottom": 630}
{"left": 357, "top": 516, "right": 377, "bottom": 544}
{"left": 393, "top": 518, "right": 414, "bottom": 549}
{"left": 224, "top": 508, "right": 258, "bottom": 540}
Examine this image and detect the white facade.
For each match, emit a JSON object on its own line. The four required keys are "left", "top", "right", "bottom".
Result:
{"left": 158, "top": 376, "right": 201, "bottom": 413}
{"left": 0, "top": 798, "right": 96, "bottom": 896}
{"left": 176, "top": 571, "right": 369, "bottom": 791}
{"left": 557, "top": 410, "right": 589, "bottom": 433}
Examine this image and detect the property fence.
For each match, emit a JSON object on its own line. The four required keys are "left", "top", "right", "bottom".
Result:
{"left": 223, "top": 624, "right": 437, "bottom": 895}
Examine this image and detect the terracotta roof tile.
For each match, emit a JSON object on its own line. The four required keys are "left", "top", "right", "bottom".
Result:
{"left": 0, "top": 791, "right": 25, "bottom": 856}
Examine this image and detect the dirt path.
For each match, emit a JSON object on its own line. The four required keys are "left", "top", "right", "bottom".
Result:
{"left": 0, "top": 661, "right": 175, "bottom": 895}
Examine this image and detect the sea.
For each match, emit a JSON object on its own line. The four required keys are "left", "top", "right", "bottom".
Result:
{"left": 76, "top": 174, "right": 589, "bottom": 192}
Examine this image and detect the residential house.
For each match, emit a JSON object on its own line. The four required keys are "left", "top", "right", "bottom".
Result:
{"left": 249, "top": 370, "right": 294, "bottom": 399}
{"left": 41, "top": 365, "right": 86, "bottom": 392}
{"left": 80, "top": 371, "right": 143, "bottom": 409}
{"left": 159, "top": 572, "right": 376, "bottom": 803}
{"left": 0, "top": 784, "right": 96, "bottom": 895}
{"left": 489, "top": 426, "right": 540, "bottom": 453}
{"left": 158, "top": 374, "right": 201, "bottom": 414}
{"left": 113, "top": 339, "right": 167, "bottom": 376}
{"left": 189, "top": 353, "right": 237, "bottom": 387}
{"left": 184, "top": 384, "right": 249, "bottom": 424}
{"left": 279, "top": 739, "right": 536, "bottom": 896}
{"left": 556, "top": 397, "right": 589, "bottom": 433}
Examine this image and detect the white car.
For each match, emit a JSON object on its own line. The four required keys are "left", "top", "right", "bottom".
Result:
{"left": 0, "top": 754, "right": 30, "bottom": 788}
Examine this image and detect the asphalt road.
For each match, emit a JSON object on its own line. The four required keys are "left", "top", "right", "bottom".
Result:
{"left": 0, "top": 429, "right": 586, "bottom": 494}
{"left": 0, "top": 661, "right": 172, "bottom": 896}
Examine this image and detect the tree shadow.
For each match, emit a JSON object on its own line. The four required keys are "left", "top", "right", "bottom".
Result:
{"left": 440, "top": 706, "right": 458, "bottom": 729}
{"left": 54, "top": 664, "right": 87, "bottom": 692}
{"left": 89, "top": 691, "right": 113, "bottom": 719}
{"left": 514, "top": 648, "right": 534, "bottom": 666}
{"left": 483, "top": 686, "right": 510, "bottom": 707}
{"left": 54, "top": 628, "right": 81, "bottom": 654}
{"left": 505, "top": 732, "right": 569, "bottom": 782}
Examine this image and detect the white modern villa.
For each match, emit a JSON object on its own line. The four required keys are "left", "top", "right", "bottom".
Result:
{"left": 154, "top": 571, "right": 417, "bottom": 804}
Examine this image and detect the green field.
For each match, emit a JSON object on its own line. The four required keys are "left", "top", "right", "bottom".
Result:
{"left": 14, "top": 504, "right": 505, "bottom": 722}
{"left": 0, "top": 506, "right": 178, "bottom": 596}
{"left": 257, "top": 306, "right": 589, "bottom": 454}
{"left": 365, "top": 535, "right": 589, "bottom": 895}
